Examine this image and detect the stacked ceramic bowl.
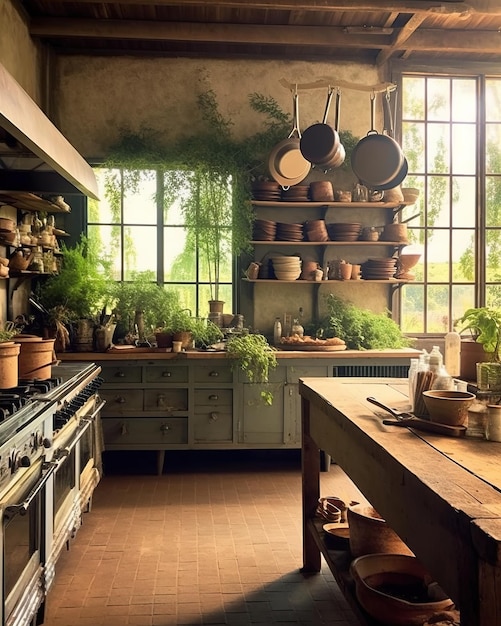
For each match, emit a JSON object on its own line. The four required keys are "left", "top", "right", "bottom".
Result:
{"left": 276, "top": 222, "right": 303, "bottom": 241}
{"left": 252, "top": 180, "right": 282, "bottom": 201}
{"left": 253, "top": 219, "right": 277, "bottom": 241}
{"left": 361, "top": 257, "right": 397, "bottom": 280}
{"left": 272, "top": 255, "right": 302, "bottom": 280}
{"left": 327, "top": 222, "right": 362, "bottom": 241}
{"left": 281, "top": 185, "right": 310, "bottom": 202}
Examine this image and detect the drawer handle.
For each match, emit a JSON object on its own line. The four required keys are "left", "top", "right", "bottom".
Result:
{"left": 210, "top": 412, "right": 218, "bottom": 421}
{"left": 116, "top": 396, "right": 126, "bottom": 404}
{"left": 209, "top": 371, "right": 219, "bottom": 377}
{"left": 157, "top": 394, "right": 166, "bottom": 408}
{"left": 160, "top": 424, "right": 171, "bottom": 433}
{"left": 115, "top": 371, "right": 125, "bottom": 378}
{"left": 162, "top": 371, "right": 172, "bottom": 377}
{"left": 209, "top": 394, "right": 218, "bottom": 401}
{"left": 120, "top": 423, "right": 128, "bottom": 436}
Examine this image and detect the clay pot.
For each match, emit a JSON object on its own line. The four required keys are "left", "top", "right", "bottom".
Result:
{"left": 0, "top": 342, "right": 20, "bottom": 388}
{"left": 347, "top": 504, "right": 413, "bottom": 558}
{"left": 15, "top": 336, "right": 56, "bottom": 380}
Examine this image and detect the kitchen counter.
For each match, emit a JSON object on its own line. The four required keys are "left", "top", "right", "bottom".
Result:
{"left": 299, "top": 377, "right": 501, "bottom": 626}
{"left": 59, "top": 348, "right": 420, "bottom": 361}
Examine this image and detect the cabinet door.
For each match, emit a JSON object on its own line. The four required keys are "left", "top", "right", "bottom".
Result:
{"left": 240, "top": 382, "right": 286, "bottom": 444}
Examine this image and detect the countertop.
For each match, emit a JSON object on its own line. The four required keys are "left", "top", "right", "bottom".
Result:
{"left": 58, "top": 348, "right": 420, "bottom": 361}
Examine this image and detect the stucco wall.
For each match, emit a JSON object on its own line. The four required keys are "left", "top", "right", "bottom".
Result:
{"left": 52, "top": 56, "right": 394, "bottom": 332}
{"left": 0, "top": 0, "right": 44, "bottom": 103}
{"left": 54, "top": 56, "right": 384, "bottom": 158}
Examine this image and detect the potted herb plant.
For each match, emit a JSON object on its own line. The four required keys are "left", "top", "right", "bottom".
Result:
{"left": 457, "top": 306, "right": 501, "bottom": 388}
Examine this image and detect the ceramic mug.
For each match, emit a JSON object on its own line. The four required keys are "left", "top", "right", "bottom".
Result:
{"left": 172, "top": 341, "right": 183, "bottom": 353}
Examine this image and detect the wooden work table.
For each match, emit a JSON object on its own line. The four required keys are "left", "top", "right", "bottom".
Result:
{"left": 299, "top": 377, "right": 501, "bottom": 626}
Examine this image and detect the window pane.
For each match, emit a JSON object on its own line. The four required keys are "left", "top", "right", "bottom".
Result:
{"left": 486, "top": 80, "right": 501, "bottom": 122}
{"left": 427, "top": 285, "right": 450, "bottom": 333}
{"left": 486, "top": 125, "right": 501, "bottom": 174}
{"left": 452, "top": 79, "right": 476, "bottom": 122}
{"left": 92, "top": 169, "right": 120, "bottom": 223}
{"left": 452, "top": 177, "right": 475, "bottom": 227}
{"left": 123, "top": 226, "right": 157, "bottom": 279}
{"left": 123, "top": 170, "right": 157, "bottom": 225}
{"left": 164, "top": 226, "right": 196, "bottom": 281}
{"left": 486, "top": 176, "right": 501, "bottom": 226}
{"left": 427, "top": 176, "right": 450, "bottom": 228}
{"left": 452, "top": 285, "right": 474, "bottom": 326}
{"left": 452, "top": 229, "right": 475, "bottom": 282}
{"left": 486, "top": 230, "right": 501, "bottom": 282}
{"left": 427, "top": 124, "right": 450, "bottom": 173}
{"left": 427, "top": 235, "right": 450, "bottom": 281}
{"left": 402, "top": 77, "right": 425, "bottom": 120}
{"left": 428, "top": 78, "right": 450, "bottom": 121}
{"left": 402, "top": 122, "right": 425, "bottom": 172}
{"left": 401, "top": 283, "right": 424, "bottom": 334}
{"left": 452, "top": 124, "right": 476, "bottom": 174}
{"left": 88, "top": 224, "right": 121, "bottom": 280}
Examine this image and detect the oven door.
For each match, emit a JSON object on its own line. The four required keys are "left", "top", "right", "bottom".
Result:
{"left": 2, "top": 460, "right": 58, "bottom": 626}
{"left": 79, "top": 399, "right": 106, "bottom": 513}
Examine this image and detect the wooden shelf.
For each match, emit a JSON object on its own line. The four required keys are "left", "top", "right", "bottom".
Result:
{"left": 250, "top": 240, "right": 406, "bottom": 246}
{"left": 243, "top": 278, "right": 409, "bottom": 284}
{"left": 0, "top": 192, "right": 70, "bottom": 213}
{"left": 251, "top": 201, "right": 410, "bottom": 209}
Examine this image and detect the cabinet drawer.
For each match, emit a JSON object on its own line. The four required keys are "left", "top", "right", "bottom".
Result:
{"left": 102, "top": 417, "right": 188, "bottom": 445}
{"left": 194, "top": 389, "right": 232, "bottom": 408}
{"left": 144, "top": 365, "right": 189, "bottom": 383}
{"left": 193, "top": 412, "right": 233, "bottom": 442}
{"left": 193, "top": 365, "right": 233, "bottom": 383}
{"left": 100, "top": 365, "right": 142, "bottom": 384}
{"left": 100, "top": 389, "right": 143, "bottom": 415}
{"left": 144, "top": 388, "right": 188, "bottom": 413}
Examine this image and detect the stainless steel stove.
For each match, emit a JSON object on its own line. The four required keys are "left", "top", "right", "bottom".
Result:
{"left": 0, "top": 362, "right": 104, "bottom": 626}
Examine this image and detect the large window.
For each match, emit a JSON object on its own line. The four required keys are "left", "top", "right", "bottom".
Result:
{"left": 88, "top": 167, "right": 234, "bottom": 317}
{"left": 398, "top": 73, "right": 501, "bottom": 334}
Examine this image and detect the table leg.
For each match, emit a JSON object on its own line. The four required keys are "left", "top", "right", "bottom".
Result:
{"left": 301, "top": 395, "right": 321, "bottom": 573}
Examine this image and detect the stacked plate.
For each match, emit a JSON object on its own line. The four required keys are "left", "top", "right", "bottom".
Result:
{"left": 304, "top": 219, "right": 329, "bottom": 242}
{"left": 281, "top": 185, "right": 310, "bottom": 202}
{"left": 276, "top": 222, "right": 303, "bottom": 241}
{"left": 327, "top": 222, "right": 362, "bottom": 241}
{"left": 252, "top": 181, "right": 281, "bottom": 201}
{"left": 361, "top": 257, "right": 397, "bottom": 280}
{"left": 271, "top": 255, "right": 302, "bottom": 280}
{"left": 253, "top": 219, "right": 277, "bottom": 241}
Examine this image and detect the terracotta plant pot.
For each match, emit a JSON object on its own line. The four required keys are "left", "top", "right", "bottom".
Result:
{"left": 0, "top": 342, "right": 20, "bottom": 388}
{"left": 208, "top": 300, "right": 225, "bottom": 314}
{"left": 347, "top": 504, "right": 413, "bottom": 558}
{"left": 155, "top": 332, "right": 174, "bottom": 349}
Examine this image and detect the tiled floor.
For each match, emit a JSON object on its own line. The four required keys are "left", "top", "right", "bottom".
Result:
{"left": 43, "top": 450, "right": 364, "bottom": 626}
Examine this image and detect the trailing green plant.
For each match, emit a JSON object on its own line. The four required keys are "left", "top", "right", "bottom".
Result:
{"left": 191, "top": 318, "right": 224, "bottom": 349}
{"left": 225, "top": 333, "right": 277, "bottom": 405}
{"left": 317, "top": 294, "right": 412, "bottom": 351}
{"left": 457, "top": 306, "right": 501, "bottom": 362}
{"left": 36, "top": 234, "right": 112, "bottom": 321}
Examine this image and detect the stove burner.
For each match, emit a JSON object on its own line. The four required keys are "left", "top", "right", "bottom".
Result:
{"left": 0, "top": 377, "right": 63, "bottom": 420}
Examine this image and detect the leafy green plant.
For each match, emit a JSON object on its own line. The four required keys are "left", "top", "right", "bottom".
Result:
{"left": 318, "top": 294, "right": 412, "bottom": 351}
{"left": 0, "top": 328, "right": 16, "bottom": 343}
{"left": 225, "top": 333, "right": 277, "bottom": 405}
{"left": 37, "top": 234, "right": 112, "bottom": 321}
{"left": 110, "top": 271, "right": 181, "bottom": 333}
{"left": 457, "top": 307, "right": 501, "bottom": 362}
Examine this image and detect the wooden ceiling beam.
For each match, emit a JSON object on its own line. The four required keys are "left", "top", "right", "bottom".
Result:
{"left": 38, "top": 0, "right": 480, "bottom": 16}
{"left": 29, "top": 18, "right": 500, "bottom": 54}
{"left": 377, "top": 13, "right": 427, "bottom": 66}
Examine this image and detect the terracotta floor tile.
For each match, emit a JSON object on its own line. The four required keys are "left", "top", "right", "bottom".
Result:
{"left": 43, "top": 450, "right": 362, "bottom": 626}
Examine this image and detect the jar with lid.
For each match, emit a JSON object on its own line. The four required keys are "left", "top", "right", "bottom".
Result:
{"left": 273, "top": 317, "right": 282, "bottom": 345}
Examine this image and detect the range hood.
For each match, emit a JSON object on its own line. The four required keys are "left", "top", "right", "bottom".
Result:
{"left": 0, "top": 61, "right": 98, "bottom": 200}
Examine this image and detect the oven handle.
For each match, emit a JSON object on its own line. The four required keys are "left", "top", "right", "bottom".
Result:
{"left": 83, "top": 399, "right": 106, "bottom": 422}
{"left": 4, "top": 459, "right": 60, "bottom": 518}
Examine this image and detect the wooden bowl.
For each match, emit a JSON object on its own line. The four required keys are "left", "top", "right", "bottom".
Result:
{"left": 422, "top": 389, "right": 475, "bottom": 426}
{"left": 350, "top": 553, "right": 454, "bottom": 626}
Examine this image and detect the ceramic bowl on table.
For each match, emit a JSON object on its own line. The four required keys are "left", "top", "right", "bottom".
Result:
{"left": 422, "top": 389, "right": 475, "bottom": 426}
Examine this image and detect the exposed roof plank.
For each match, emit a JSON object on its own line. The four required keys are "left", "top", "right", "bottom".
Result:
{"left": 377, "top": 13, "right": 427, "bottom": 66}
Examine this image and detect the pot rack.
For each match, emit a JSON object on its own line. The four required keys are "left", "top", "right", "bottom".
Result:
{"left": 279, "top": 78, "right": 397, "bottom": 94}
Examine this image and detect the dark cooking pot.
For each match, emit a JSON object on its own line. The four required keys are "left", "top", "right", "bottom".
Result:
{"left": 351, "top": 93, "right": 404, "bottom": 188}
{"left": 366, "top": 157, "right": 408, "bottom": 191}
{"left": 300, "top": 88, "right": 341, "bottom": 166}
{"left": 268, "top": 92, "right": 311, "bottom": 189}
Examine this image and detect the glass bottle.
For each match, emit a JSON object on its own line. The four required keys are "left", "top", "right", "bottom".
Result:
{"left": 273, "top": 317, "right": 282, "bottom": 345}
